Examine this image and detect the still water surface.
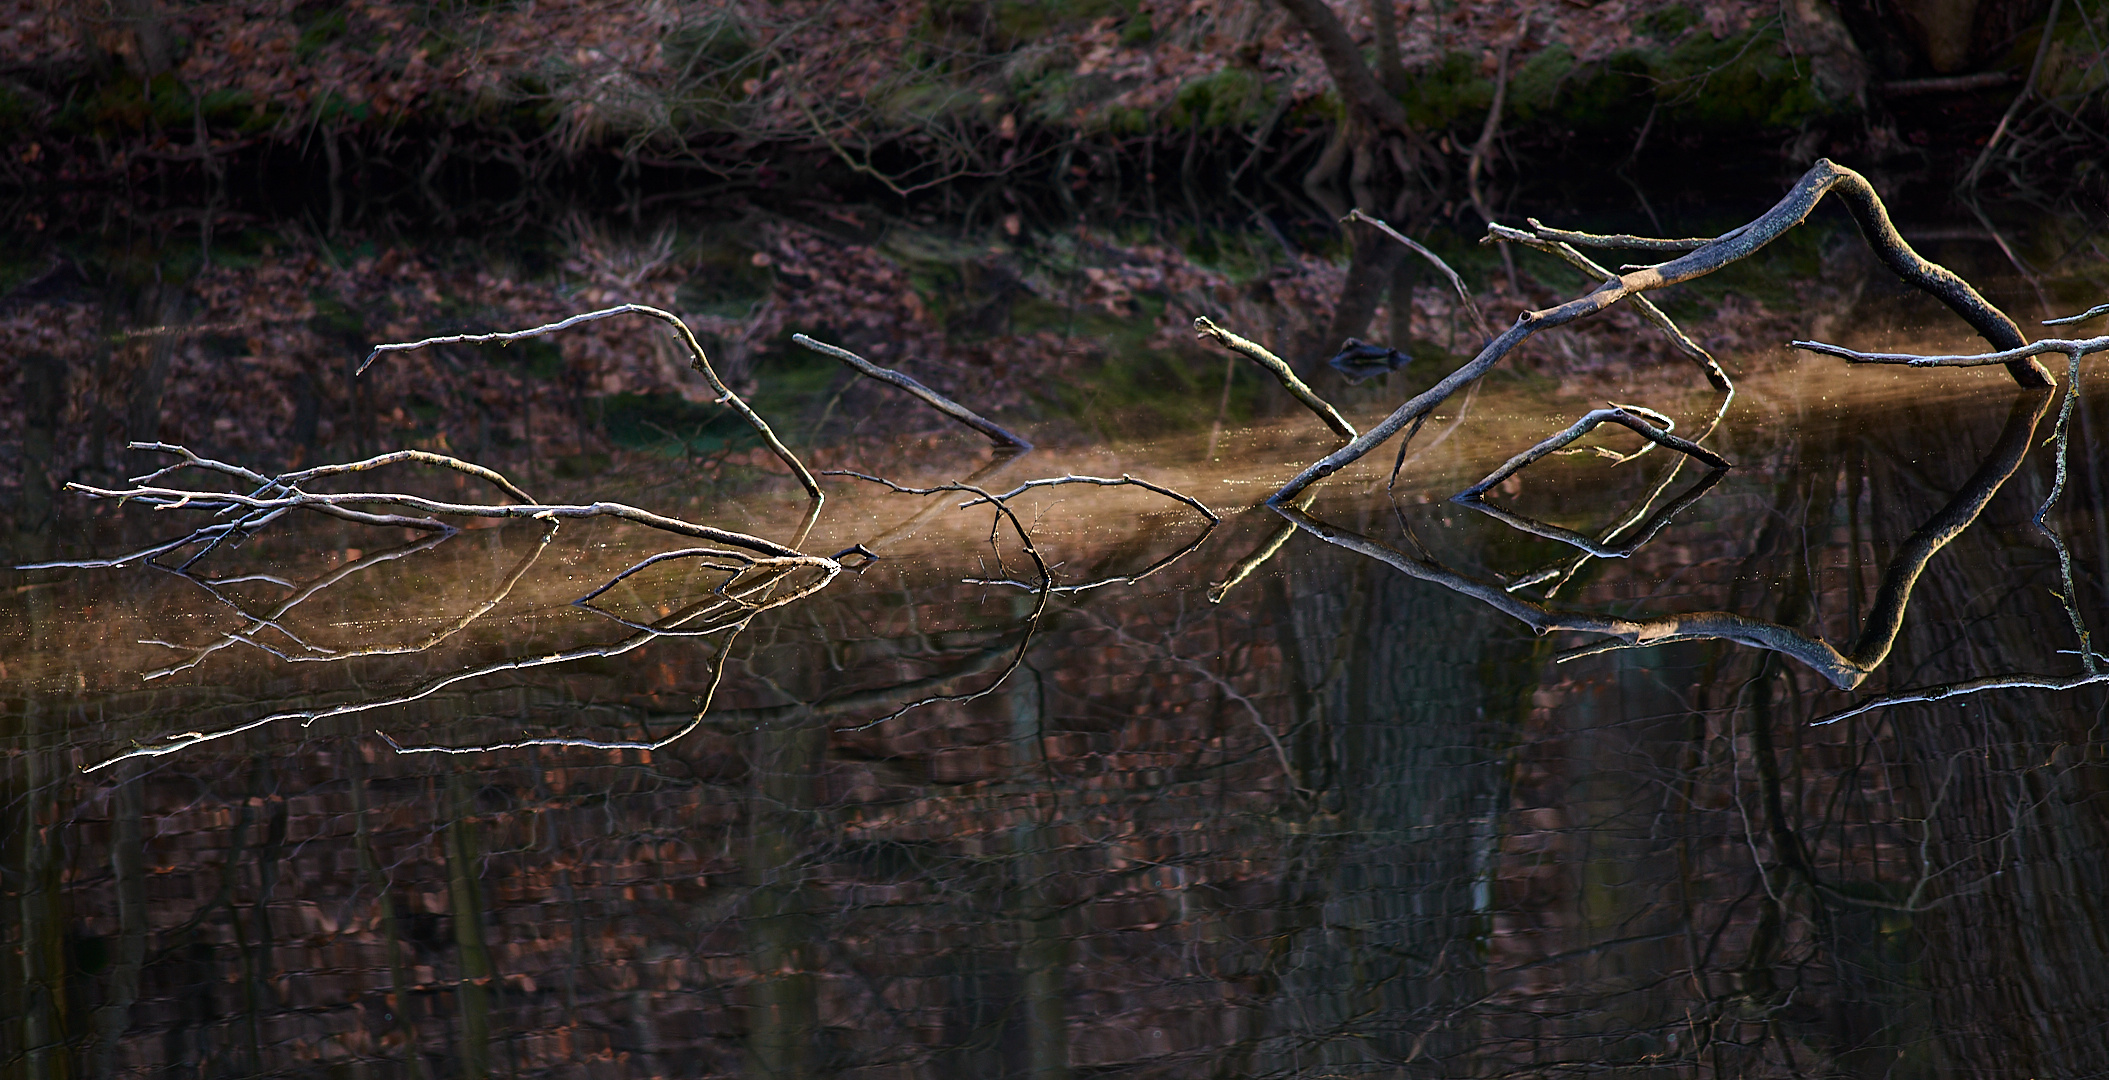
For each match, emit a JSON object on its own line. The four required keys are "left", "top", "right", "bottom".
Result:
{"left": 6, "top": 203, "right": 2109, "bottom": 1078}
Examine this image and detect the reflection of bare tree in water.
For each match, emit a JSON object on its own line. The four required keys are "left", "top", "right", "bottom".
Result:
{"left": 17, "top": 165, "right": 2109, "bottom": 1077}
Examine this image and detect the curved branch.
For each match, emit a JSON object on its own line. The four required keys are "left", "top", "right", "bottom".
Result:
{"left": 1273, "top": 159, "right": 2053, "bottom": 504}
{"left": 360, "top": 304, "right": 822, "bottom": 501}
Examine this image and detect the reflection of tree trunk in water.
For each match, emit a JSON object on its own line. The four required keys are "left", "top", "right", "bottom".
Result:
{"left": 352, "top": 748, "right": 431, "bottom": 1079}
{"left": 91, "top": 781, "right": 148, "bottom": 1079}
{"left": 1252, "top": 531, "right": 1527, "bottom": 1067}
{"left": 1318, "top": 225, "right": 1409, "bottom": 382}
{"left": 125, "top": 285, "right": 187, "bottom": 447}
{"left": 444, "top": 770, "right": 496, "bottom": 1079}
{"left": 745, "top": 711, "right": 824, "bottom": 1079}
{"left": 5, "top": 635, "right": 70, "bottom": 1080}
{"left": 1008, "top": 665, "right": 1070, "bottom": 1080}
{"left": 14, "top": 351, "right": 64, "bottom": 535}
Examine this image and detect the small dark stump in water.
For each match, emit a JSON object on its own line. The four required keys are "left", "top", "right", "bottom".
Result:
{"left": 1328, "top": 338, "right": 1411, "bottom": 382}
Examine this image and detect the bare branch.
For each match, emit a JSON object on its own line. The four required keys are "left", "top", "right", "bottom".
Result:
{"left": 360, "top": 303, "right": 822, "bottom": 501}
{"left": 1344, "top": 209, "right": 1493, "bottom": 338}
{"left": 1793, "top": 334, "right": 2109, "bottom": 367}
{"left": 2045, "top": 302, "right": 2109, "bottom": 326}
{"left": 1487, "top": 223, "right": 1733, "bottom": 391}
{"left": 792, "top": 333, "right": 1032, "bottom": 450}
{"left": 1192, "top": 316, "right": 1357, "bottom": 442}
{"left": 1274, "top": 159, "right": 2053, "bottom": 504}
{"left": 1453, "top": 406, "right": 1731, "bottom": 501}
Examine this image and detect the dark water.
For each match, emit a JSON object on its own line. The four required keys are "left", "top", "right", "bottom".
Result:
{"left": 7, "top": 198, "right": 2109, "bottom": 1078}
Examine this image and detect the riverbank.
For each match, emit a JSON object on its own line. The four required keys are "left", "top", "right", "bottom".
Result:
{"left": 5, "top": 0, "right": 2102, "bottom": 206}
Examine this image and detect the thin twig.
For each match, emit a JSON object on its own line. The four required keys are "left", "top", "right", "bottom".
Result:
{"left": 1344, "top": 209, "right": 1493, "bottom": 338}
{"left": 825, "top": 472, "right": 1054, "bottom": 729}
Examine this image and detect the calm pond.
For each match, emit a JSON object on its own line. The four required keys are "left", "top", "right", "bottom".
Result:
{"left": 6, "top": 185, "right": 2109, "bottom": 1077}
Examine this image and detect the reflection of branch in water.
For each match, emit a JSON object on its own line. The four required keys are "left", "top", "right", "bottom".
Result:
{"left": 1209, "top": 494, "right": 1314, "bottom": 604}
{"left": 1193, "top": 316, "right": 1357, "bottom": 442}
{"left": 379, "top": 620, "right": 752, "bottom": 757}
{"left": 825, "top": 472, "right": 1053, "bottom": 730}
{"left": 1796, "top": 308, "right": 2109, "bottom": 717}
{"left": 140, "top": 526, "right": 548, "bottom": 679}
{"left": 1813, "top": 669, "right": 2109, "bottom": 726}
{"left": 85, "top": 556, "right": 838, "bottom": 772}
{"left": 792, "top": 333, "right": 1033, "bottom": 450}
{"left": 1274, "top": 160, "right": 2055, "bottom": 505}
{"left": 1473, "top": 466, "right": 1727, "bottom": 564}
{"left": 1274, "top": 388, "right": 2051, "bottom": 690}
{"left": 1452, "top": 405, "right": 1730, "bottom": 500}
{"left": 952, "top": 474, "right": 1220, "bottom": 595}
{"left": 359, "top": 303, "right": 823, "bottom": 501}
{"left": 1501, "top": 393, "right": 1739, "bottom": 596}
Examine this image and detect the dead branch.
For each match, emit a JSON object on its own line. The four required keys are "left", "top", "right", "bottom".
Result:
{"left": 957, "top": 474, "right": 1219, "bottom": 523}
{"left": 1485, "top": 223, "right": 1734, "bottom": 392}
{"left": 1792, "top": 333, "right": 2109, "bottom": 368}
{"left": 823, "top": 471, "right": 1054, "bottom": 729}
{"left": 1272, "top": 159, "right": 2055, "bottom": 505}
{"left": 1344, "top": 209, "right": 1494, "bottom": 338}
{"left": 140, "top": 525, "right": 550, "bottom": 680}
{"left": 2045, "top": 303, "right": 2109, "bottom": 326}
{"left": 1276, "top": 387, "right": 2052, "bottom": 690}
{"left": 1521, "top": 217, "right": 1745, "bottom": 253}
{"left": 792, "top": 333, "right": 1032, "bottom": 450}
{"left": 1453, "top": 406, "right": 1731, "bottom": 500}
{"left": 359, "top": 303, "right": 822, "bottom": 501}
{"left": 1192, "top": 316, "right": 1358, "bottom": 442}
{"left": 58, "top": 476, "right": 807, "bottom": 558}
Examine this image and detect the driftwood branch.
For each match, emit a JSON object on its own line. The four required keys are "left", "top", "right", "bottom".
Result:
{"left": 792, "top": 333, "right": 1032, "bottom": 450}
{"left": 1192, "top": 316, "right": 1358, "bottom": 442}
{"left": 359, "top": 303, "right": 823, "bottom": 501}
{"left": 1272, "top": 159, "right": 2054, "bottom": 505}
